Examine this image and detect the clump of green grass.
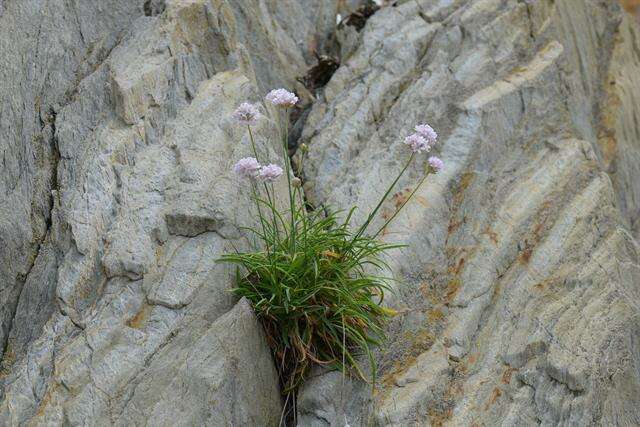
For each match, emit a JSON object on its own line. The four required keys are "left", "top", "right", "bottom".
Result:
{"left": 221, "top": 205, "right": 400, "bottom": 392}
{"left": 220, "top": 91, "right": 443, "bottom": 395}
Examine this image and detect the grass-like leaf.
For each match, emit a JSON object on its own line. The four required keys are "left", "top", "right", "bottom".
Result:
{"left": 219, "top": 207, "right": 397, "bottom": 392}
{"left": 223, "top": 107, "right": 441, "bottom": 397}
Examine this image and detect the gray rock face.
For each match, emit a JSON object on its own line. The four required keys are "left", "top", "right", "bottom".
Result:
{"left": 1, "top": 0, "right": 639, "bottom": 426}
{"left": 0, "top": 0, "right": 334, "bottom": 425}
{"left": 0, "top": 0, "right": 145, "bottom": 377}
{"left": 118, "top": 297, "right": 282, "bottom": 426}
{"left": 298, "top": 0, "right": 640, "bottom": 426}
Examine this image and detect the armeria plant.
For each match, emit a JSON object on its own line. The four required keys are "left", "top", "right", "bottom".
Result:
{"left": 220, "top": 89, "right": 443, "bottom": 394}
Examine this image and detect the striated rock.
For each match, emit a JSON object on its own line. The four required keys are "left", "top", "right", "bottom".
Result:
{"left": 1, "top": 0, "right": 639, "bottom": 425}
{"left": 298, "top": 0, "right": 640, "bottom": 426}
{"left": 0, "top": 0, "right": 336, "bottom": 425}
{"left": 118, "top": 298, "right": 281, "bottom": 426}
{"left": 0, "top": 0, "right": 145, "bottom": 379}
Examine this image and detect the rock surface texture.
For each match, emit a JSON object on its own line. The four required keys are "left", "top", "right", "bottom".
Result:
{"left": 0, "top": 0, "right": 639, "bottom": 426}
{"left": 0, "top": 0, "right": 335, "bottom": 425}
{"left": 298, "top": 0, "right": 640, "bottom": 426}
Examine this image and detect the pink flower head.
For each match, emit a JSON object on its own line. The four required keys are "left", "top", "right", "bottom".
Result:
{"left": 233, "top": 102, "right": 260, "bottom": 125}
{"left": 404, "top": 133, "right": 429, "bottom": 153}
{"left": 428, "top": 156, "right": 444, "bottom": 172}
{"left": 415, "top": 123, "right": 438, "bottom": 146}
{"left": 265, "top": 88, "right": 298, "bottom": 107}
{"left": 258, "top": 164, "right": 283, "bottom": 182}
{"left": 233, "top": 157, "right": 261, "bottom": 178}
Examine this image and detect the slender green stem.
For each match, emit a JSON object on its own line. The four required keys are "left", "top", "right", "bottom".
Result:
{"left": 281, "top": 108, "right": 296, "bottom": 252}
{"left": 247, "top": 125, "right": 260, "bottom": 161}
{"left": 371, "top": 170, "right": 431, "bottom": 239}
{"left": 351, "top": 153, "right": 415, "bottom": 243}
{"left": 296, "top": 187, "right": 306, "bottom": 222}
{"left": 248, "top": 125, "right": 275, "bottom": 206}
{"left": 250, "top": 180, "right": 269, "bottom": 251}
{"left": 296, "top": 149, "right": 308, "bottom": 233}
{"left": 264, "top": 182, "right": 281, "bottom": 241}
{"left": 247, "top": 125, "right": 280, "bottom": 245}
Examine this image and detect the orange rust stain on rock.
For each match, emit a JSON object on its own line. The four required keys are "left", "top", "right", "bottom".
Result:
{"left": 419, "top": 281, "right": 432, "bottom": 298}
{"left": 381, "top": 354, "right": 418, "bottom": 388}
{"left": 444, "top": 246, "right": 460, "bottom": 259}
{"left": 419, "top": 281, "right": 442, "bottom": 305}
{"left": 448, "top": 257, "right": 466, "bottom": 275}
{"left": 518, "top": 239, "right": 534, "bottom": 264}
{"left": 517, "top": 200, "right": 554, "bottom": 264}
{"left": 519, "top": 246, "right": 533, "bottom": 264}
{"left": 454, "top": 173, "right": 475, "bottom": 205}
{"left": 502, "top": 366, "right": 518, "bottom": 384}
{"left": 445, "top": 278, "right": 461, "bottom": 302}
{"left": 414, "top": 195, "right": 429, "bottom": 207}
{"left": 427, "top": 308, "right": 445, "bottom": 322}
{"left": 448, "top": 217, "right": 465, "bottom": 234}
{"left": 534, "top": 277, "right": 556, "bottom": 291}
{"left": 380, "top": 206, "right": 392, "bottom": 221}
{"left": 599, "top": 133, "right": 618, "bottom": 170}
{"left": 35, "top": 384, "right": 60, "bottom": 417}
{"left": 392, "top": 188, "right": 412, "bottom": 209}
{"left": 455, "top": 361, "right": 468, "bottom": 377}
{"left": 620, "top": 0, "right": 640, "bottom": 16}
{"left": 597, "top": 87, "right": 622, "bottom": 170}
{"left": 428, "top": 407, "right": 454, "bottom": 427}
{"left": 485, "top": 387, "right": 503, "bottom": 410}
{"left": 481, "top": 228, "right": 499, "bottom": 245}
{"left": 468, "top": 353, "right": 478, "bottom": 365}
{"left": 408, "top": 329, "right": 437, "bottom": 355}
{"left": 127, "top": 304, "right": 152, "bottom": 329}
{"left": 532, "top": 220, "right": 545, "bottom": 238}
{"left": 447, "top": 172, "right": 475, "bottom": 236}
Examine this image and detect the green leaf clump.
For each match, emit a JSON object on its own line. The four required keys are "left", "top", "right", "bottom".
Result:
{"left": 220, "top": 204, "right": 401, "bottom": 393}
{"left": 220, "top": 99, "right": 441, "bottom": 395}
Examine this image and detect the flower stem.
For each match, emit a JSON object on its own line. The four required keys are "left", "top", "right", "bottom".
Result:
{"left": 247, "top": 125, "right": 279, "bottom": 240}
{"left": 281, "top": 108, "right": 296, "bottom": 252}
{"left": 351, "top": 153, "right": 415, "bottom": 243}
{"left": 371, "top": 170, "right": 431, "bottom": 239}
{"left": 264, "top": 181, "right": 281, "bottom": 241}
{"left": 296, "top": 149, "right": 308, "bottom": 229}
{"left": 247, "top": 125, "right": 260, "bottom": 161}
{"left": 250, "top": 180, "right": 269, "bottom": 251}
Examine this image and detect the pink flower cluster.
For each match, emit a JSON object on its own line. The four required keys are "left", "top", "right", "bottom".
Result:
{"left": 404, "top": 122, "right": 439, "bottom": 153}
{"left": 233, "top": 88, "right": 298, "bottom": 127}
{"left": 265, "top": 88, "right": 298, "bottom": 107}
{"left": 233, "top": 157, "right": 261, "bottom": 178}
{"left": 404, "top": 134, "right": 429, "bottom": 153}
{"left": 232, "top": 102, "right": 260, "bottom": 125}
{"left": 231, "top": 89, "right": 296, "bottom": 184}
{"left": 403, "top": 122, "right": 444, "bottom": 172}
{"left": 258, "top": 164, "right": 284, "bottom": 182}
{"left": 233, "top": 157, "right": 283, "bottom": 182}
{"left": 428, "top": 156, "right": 444, "bottom": 172}
{"left": 415, "top": 124, "right": 437, "bottom": 145}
